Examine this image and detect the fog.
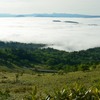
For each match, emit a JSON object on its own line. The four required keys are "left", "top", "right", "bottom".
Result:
{"left": 0, "top": 17, "right": 100, "bottom": 51}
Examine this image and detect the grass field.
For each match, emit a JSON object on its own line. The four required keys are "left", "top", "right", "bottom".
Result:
{"left": 0, "top": 67, "right": 100, "bottom": 99}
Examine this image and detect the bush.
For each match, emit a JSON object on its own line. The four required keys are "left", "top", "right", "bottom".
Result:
{"left": 0, "top": 89, "right": 13, "bottom": 100}
{"left": 58, "top": 70, "right": 64, "bottom": 75}
{"left": 25, "top": 84, "right": 100, "bottom": 100}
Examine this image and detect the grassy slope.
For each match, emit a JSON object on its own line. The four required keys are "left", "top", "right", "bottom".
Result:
{"left": 0, "top": 68, "right": 100, "bottom": 99}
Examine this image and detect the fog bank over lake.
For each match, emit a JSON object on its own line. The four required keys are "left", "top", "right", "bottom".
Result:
{"left": 0, "top": 17, "right": 100, "bottom": 51}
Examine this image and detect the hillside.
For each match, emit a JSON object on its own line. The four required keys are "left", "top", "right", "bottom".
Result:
{"left": 0, "top": 68, "right": 100, "bottom": 99}
{"left": 0, "top": 41, "right": 100, "bottom": 72}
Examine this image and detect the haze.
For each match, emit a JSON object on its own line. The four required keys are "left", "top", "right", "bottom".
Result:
{"left": 0, "top": 0, "right": 100, "bottom": 15}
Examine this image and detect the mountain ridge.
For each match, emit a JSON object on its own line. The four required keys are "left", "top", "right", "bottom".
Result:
{"left": 0, "top": 13, "right": 100, "bottom": 18}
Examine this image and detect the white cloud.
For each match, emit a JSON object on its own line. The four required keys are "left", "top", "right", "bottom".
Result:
{"left": 0, "top": 17, "right": 100, "bottom": 51}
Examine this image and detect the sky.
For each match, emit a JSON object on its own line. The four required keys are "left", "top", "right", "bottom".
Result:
{"left": 0, "top": 0, "right": 100, "bottom": 15}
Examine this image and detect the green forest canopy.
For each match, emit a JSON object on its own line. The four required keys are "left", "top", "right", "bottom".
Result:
{"left": 0, "top": 41, "right": 100, "bottom": 72}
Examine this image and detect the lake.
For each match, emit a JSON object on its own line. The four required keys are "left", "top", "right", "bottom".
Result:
{"left": 0, "top": 17, "right": 100, "bottom": 51}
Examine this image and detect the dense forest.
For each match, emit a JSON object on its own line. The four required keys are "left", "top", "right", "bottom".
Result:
{"left": 0, "top": 41, "right": 100, "bottom": 72}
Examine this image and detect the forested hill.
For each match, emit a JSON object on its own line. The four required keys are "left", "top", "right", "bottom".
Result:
{"left": 0, "top": 41, "right": 100, "bottom": 72}
{"left": 0, "top": 41, "right": 45, "bottom": 49}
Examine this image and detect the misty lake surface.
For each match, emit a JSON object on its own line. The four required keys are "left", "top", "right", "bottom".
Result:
{"left": 0, "top": 17, "right": 100, "bottom": 51}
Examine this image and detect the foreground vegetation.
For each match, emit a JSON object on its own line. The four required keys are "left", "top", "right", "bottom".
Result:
{"left": 0, "top": 67, "right": 100, "bottom": 99}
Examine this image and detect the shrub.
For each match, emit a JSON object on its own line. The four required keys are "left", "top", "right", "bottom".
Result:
{"left": 58, "top": 70, "right": 64, "bottom": 75}
{"left": 0, "top": 89, "right": 13, "bottom": 100}
{"left": 25, "top": 84, "right": 100, "bottom": 100}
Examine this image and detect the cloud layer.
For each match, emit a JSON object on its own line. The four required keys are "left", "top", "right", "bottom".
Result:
{"left": 0, "top": 17, "right": 100, "bottom": 51}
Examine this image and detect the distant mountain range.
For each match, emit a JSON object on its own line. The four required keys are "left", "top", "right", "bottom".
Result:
{"left": 0, "top": 13, "right": 100, "bottom": 18}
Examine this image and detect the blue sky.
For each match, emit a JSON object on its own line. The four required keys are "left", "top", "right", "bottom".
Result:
{"left": 0, "top": 0, "right": 100, "bottom": 15}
